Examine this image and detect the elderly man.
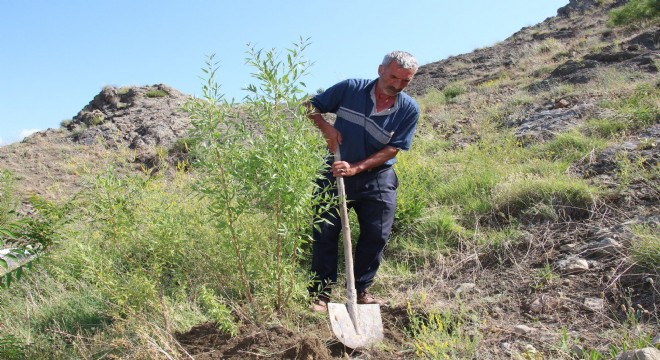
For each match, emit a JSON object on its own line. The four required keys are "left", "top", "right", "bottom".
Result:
{"left": 307, "top": 51, "right": 420, "bottom": 312}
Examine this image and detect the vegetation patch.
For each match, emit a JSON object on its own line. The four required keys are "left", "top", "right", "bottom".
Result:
{"left": 406, "top": 303, "right": 480, "bottom": 359}
{"left": 630, "top": 224, "right": 660, "bottom": 270}
{"left": 491, "top": 174, "right": 597, "bottom": 222}
{"left": 145, "top": 89, "right": 168, "bottom": 98}
{"left": 608, "top": 0, "right": 660, "bottom": 26}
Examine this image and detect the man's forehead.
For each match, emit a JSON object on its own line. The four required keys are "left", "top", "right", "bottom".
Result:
{"left": 390, "top": 65, "right": 416, "bottom": 78}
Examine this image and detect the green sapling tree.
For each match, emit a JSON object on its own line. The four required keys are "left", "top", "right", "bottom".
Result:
{"left": 186, "top": 38, "right": 328, "bottom": 313}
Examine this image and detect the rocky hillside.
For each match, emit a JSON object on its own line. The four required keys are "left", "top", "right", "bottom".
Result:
{"left": 0, "top": 0, "right": 658, "bottom": 358}
{"left": 0, "top": 84, "right": 192, "bottom": 199}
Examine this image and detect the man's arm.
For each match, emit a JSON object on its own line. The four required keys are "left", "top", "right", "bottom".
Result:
{"left": 305, "top": 102, "right": 342, "bottom": 153}
{"left": 332, "top": 146, "right": 399, "bottom": 177}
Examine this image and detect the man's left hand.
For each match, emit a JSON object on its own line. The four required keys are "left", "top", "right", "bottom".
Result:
{"left": 331, "top": 161, "right": 356, "bottom": 177}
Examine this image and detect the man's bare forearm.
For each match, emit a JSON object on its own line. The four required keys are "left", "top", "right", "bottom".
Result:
{"left": 306, "top": 102, "right": 341, "bottom": 153}
{"left": 351, "top": 146, "right": 399, "bottom": 173}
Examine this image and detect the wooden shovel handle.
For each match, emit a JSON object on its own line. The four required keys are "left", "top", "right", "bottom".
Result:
{"left": 334, "top": 148, "right": 358, "bottom": 307}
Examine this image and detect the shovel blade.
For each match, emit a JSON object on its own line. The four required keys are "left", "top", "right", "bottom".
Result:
{"left": 328, "top": 302, "right": 383, "bottom": 349}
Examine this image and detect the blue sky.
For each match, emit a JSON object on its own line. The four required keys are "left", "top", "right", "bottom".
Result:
{"left": 0, "top": 0, "right": 568, "bottom": 145}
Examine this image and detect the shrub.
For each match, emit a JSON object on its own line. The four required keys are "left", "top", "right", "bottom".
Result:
{"left": 443, "top": 84, "right": 466, "bottom": 101}
{"left": 60, "top": 119, "right": 72, "bottom": 128}
{"left": 145, "top": 89, "right": 168, "bottom": 98}
{"left": 1, "top": 172, "right": 58, "bottom": 289}
{"left": 608, "top": 0, "right": 660, "bottom": 26}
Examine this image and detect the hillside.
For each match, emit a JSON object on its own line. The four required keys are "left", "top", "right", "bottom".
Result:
{"left": 0, "top": 0, "right": 658, "bottom": 359}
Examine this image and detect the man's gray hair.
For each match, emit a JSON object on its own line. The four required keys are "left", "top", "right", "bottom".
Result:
{"left": 382, "top": 51, "right": 418, "bottom": 69}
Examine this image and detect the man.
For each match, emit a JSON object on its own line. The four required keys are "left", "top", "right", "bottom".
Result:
{"left": 307, "top": 51, "right": 420, "bottom": 312}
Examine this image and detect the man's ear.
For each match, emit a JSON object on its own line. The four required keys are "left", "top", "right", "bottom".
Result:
{"left": 378, "top": 65, "right": 383, "bottom": 76}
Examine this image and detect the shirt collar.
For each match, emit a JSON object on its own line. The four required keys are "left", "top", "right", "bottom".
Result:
{"left": 369, "top": 80, "right": 399, "bottom": 116}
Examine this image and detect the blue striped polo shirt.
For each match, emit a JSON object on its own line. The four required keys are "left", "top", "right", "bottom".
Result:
{"left": 311, "top": 79, "right": 420, "bottom": 165}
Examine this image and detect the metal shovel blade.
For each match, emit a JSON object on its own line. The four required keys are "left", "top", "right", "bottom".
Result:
{"left": 328, "top": 302, "right": 384, "bottom": 349}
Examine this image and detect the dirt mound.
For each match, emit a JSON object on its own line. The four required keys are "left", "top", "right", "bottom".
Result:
{"left": 176, "top": 307, "right": 411, "bottom": 359}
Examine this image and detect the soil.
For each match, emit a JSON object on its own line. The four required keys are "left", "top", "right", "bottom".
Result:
{"left": 176, "top": 307, "right": 412, "bottom": 359}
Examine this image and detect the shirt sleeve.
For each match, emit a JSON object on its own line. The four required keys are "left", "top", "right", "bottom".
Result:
{"left": 388, "top": 101, "right": 420, "bottom": 151}
{"left": 310, "top": 79, "right": 351, "bottom": 114}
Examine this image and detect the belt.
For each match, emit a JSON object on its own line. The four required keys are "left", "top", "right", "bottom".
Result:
{"left": 366, "top": 164, "right": 392, "bottom": 173}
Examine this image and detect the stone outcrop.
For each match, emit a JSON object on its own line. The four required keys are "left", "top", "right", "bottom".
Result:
{"left": 66, "top": 84, "right": 191, "bottom": 150}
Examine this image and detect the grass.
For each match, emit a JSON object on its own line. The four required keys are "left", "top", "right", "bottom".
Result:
{"left": 630, "top": 224, "right": 660, "bottom": 269}
{"left": 145, "top": 89, "right": 168, "bottom": 98}
{"left": 608, "top": 0, "right": 660, "bottom": 26}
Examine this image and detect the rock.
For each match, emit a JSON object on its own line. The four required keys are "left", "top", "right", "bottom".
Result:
{"left": 571, "top": 345, "right": 586, "bottom": 358}
{"left": 527, "top": 296, "right": 561, "bottom": 314}
{"left": 583, "top": 297, "right": 605, "bottom": 312}
{"left": 616, "top": 347, "right": 660, "bottom": 360}
{"left": 653, "top": 333, "right": 660, "bottom": 348}
{"left": 560, "top": 243, "right": 578, "bottom": 252}
{"left": 452, "top": 283, "right": 477, "bottom": 297}
{"left": 491, "top": 306, "right": 504, "bottom": 318}
{"left": 549, "top": 59, "right": 599, "bottom": 80}
{"left": 500, "top": 342, "right": 512, "bottom": 353}
{"left": 557, "top": 257, "right": 590, "bottom": 273}
{"left": 511, "top": 103, "right": 595, "bottom": 143}
{"left": 514, "top": 325, "right": 534, "bottom": 335}
{"left": 529, "top": 298, "right": 543, "bottom": 314}
{"left": 557, "top": 0, "right": 602, "bottom": 17}
{"left": 554, "top": 98, "right": 571, "bottom": 108}
{"left": 523, "top": 344, "right": 538, "bottom": 354}
{"left": 624, "top": 29, "right": 660, "bottom": 51}
{"left": 587, "top": 238, "right": 623, "bottom": 256}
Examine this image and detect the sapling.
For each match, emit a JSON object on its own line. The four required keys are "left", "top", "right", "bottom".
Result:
{"left": 186, "top": 38, "right": 328, "bottom": 313}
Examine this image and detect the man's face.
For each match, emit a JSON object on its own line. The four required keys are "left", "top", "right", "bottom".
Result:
{"left": 377, "top": 61, "right": 417, "bottom": 96}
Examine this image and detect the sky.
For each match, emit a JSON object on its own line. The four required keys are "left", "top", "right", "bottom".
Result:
{"left": 0, "top": 0, "right": 569, "bottom": 146}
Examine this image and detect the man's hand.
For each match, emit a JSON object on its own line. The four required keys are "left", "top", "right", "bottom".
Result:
{"left": 331, "top": 161, "right": 355, "bottom": 177}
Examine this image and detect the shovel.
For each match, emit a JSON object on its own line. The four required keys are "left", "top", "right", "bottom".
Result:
{"left": 327, "top": 147, "right": 384, "bottom": 349}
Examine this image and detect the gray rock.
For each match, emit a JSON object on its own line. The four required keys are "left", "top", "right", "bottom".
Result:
{"left": 587, "top": 238, "right": 623, "bottom": 256}
{"left": 514, "top": 325, "right": 534, "bottom": 335}
{"left": 653, "top": 333, "right": 660, "bottom": 347}
{"left": 571, "top": 345, "right": 586, "bottom": 358}
{"left": 453, "top": 283, "right": 477, "bottom": 297}
{"left": 583, "top": 297, "right": 605, "bottom": 312}
{"left": 511, "top": 103, "right": 595, "bottom": 143}
{"left": 557, "top": 257, "right": 590, "bottom": 273}
{"left": 523, "top": 344, "right": 538, "bottom": 354}
{"left": 616, "top": 347, "right": 660, "bottom": 360}
{"left": 528, "top": 298, "right": 543, "bottom": 314}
